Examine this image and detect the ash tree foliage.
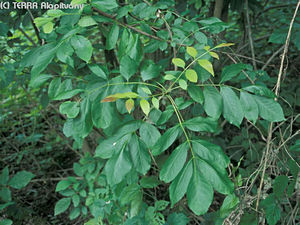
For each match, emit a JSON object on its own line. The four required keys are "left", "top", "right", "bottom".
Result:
{"left": 0, "top": 0, "right": 299, "bottom": 224}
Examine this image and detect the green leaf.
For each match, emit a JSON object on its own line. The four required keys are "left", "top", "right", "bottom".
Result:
{"left": 152, "top": 97, "right": 159, "bottom": 109}
{"left": 265, "top": 203, "right": 281, "bottom": 225}
{"left": 72, "top": 194, "right": 80, "bottom": 207}
{"left": 192, "top": 140, "right": 229, "bottom": 168}
{"left": 126, "top": 33, "right": 142, "bottom": 62}
{"left": 220, "top": 194, "right": 239, "bottom": 217}
{"left": 128, "top": 135, "right": 151, "bottom": 175}
{"left": 0, "top": 202, "right": 14, "bottom": 211}
{"left": 30, "top": 43, "right": 57, "bottom": 76}
{"left": 214, "top": 42, "right": 234, "bottom": 48}
{"left": 185, "top": 69, "right": 198, "bottom": 83}
{"left": 8, "top": 171, "right": 35, "bottom": 189}
{"left": 56, "top": 42, "right": 74, "bottom": 66}
{"left": 59, "top": 101, "right": 80, "bottom": 118}
{"left": 240, "top": 92, "right": 258, "bottom": 123}
{"left": 209, "top": 51, "right": 219, "bottom": 60}
{"left": 48, "top": 78, "right": 61, "bottom": 99}
{"left": 106, "top": 23, "right": 119, "bottom": 50}
{"left": 104, "top": 145, "right": 132, "bottom": 185}
{"left": 102, "top": 92, "right": 139, "bottom": 102}
{"left": 0, "top": 166, "right": 9, "bottom": 185}
{"left": 169, "top": 161, "right": 193, "bottom": 207}
{"left": 273, "top": 175, "right": 289, "bottom": 198}
{"left": 0, "top": 187, "right": 11, "bottom": 202}
{"left": 243, "top": 85, "right": 276, "bottom": 98}
{"left": 194, "top": 31, "right": 207, "bottom": 44}
{"left": 29, "top": 74, "right": 52, "bottom": 88}
{"left": 186, "top": 46, "right": 197, "bottom": 58}
{"left": 167, "top": 212, "right": 189, "bottom": 225}
{"left": 141, "top": 87, "right": 152, "bottom": 95}
{"left": 78, "top": 16, "right": 97, "bottom": 27}
{"left": 92, "top": 0, "right": 118, "bottom": 12}
{"left": 164, "top": 74, "right": 176, "bottom": 80}
{"left": 70, "top": 35, "right": 93, "bottom": 63}
{"left": 120, "top": 184, "right": 141, "bottom": 205}
{"left": 155, "top": 200, "right": 169, "bottom": 211}
{"left": 220, "top": 86, "right": 244, "bottom": 127}
{"left": 172, "top": 58, "right": 185, "bottom": 68}
{"left": 53, "top": 89, "right": 83, "bottom": 101}
{"left": 253, "top": 96, "right": 285, "bottom": 122}
{"left": 69, "top": 207, "right": 81, "bottom": 220}
{"left": 43, "top": 22, "right": 54, "bottom": 33}
{"left": 47, "top": 9, "right": 65, "bottom": 18}
{"left": 88, "top": 64, "right": 107, "bottom": 79}
{"left": 269, "top": 30, "right": 287, "bottom": 44}
{"left": 95, "top": 121, "right": 141, "bottom": 158}
{"left": 152, "top": 125, "right": 181, "bottom": 156}
{"left": 34, "top": 17, "right": 52, "bottom": 27}
{"left": 196, "top": 158, "right": 233, "bottom": 194}
{"left": 179, "top": 79, "right": 187, "bottom": 90}
{"left": 198, "top": 59, "right": 214, "bottom": 76}
{"left": 56, "top": 180, "right": 72, "bottom": 192}
{"left": 184, "top": 117, "right": 218, "bottom": 133}
{"left": 72, "top": 98, "right": 93, "bottom": 138}
{"left": 141, "top": 60, "right": 160, "bottom": 81}
{"left": 0, "top": 219, "right": 13, "bottom": 225}
{"left": 240, "top": 213, "right": 258, "bottom": 225}
{"left": 221, "top": 63, "right": 248, "bottom": 83}
{"left": 139, "top": 122, "right": 161, "bottom": 147}
{"left": 84, "top": 219, "right": 97, "bottom": 225}
{"left": 54, "top": 197, "right": 71, "bottom": 216}
{"left": 140, "top": 99, "right": 150, "bottom": 116}
{"left": 188, "top": 85, "right": 204, "bottom": 104}
{"left": 92, "top": 90, "right": 115, "bottom": 130}
{"left": 187, "top": 163, "right": 213, "bottom": 215}
{"left": 140, "top": 176, "right": 160, "bottom": 188}
{"left": 160, "top": 142, "right": 189, "bottom": 183}
{"left": 120, "top": 55, "right": 137, "bottom": 80}
{"left": 116, "top": 5, "right": 131, "bottom": 19}
{"left": 203, "top": 86, "right": 222, "bottom": 119}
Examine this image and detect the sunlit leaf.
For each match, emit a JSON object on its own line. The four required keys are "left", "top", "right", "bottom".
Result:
{"left": 172, "top": 58, "right": 185, "bottom": 68}
{"left": 140, "top": 99, "right": 150, "bottom": 116}
{"left": 186, "top": 46, "right": 197, "bottom": 58}
{"left": 198, "top": 59, "right": 214, "bottom": 76}
{"left": 185, "top": 69, "right": 198, "bottom": 83}
{"left": 215, "top": 43, "right": 235, "bottom": 48}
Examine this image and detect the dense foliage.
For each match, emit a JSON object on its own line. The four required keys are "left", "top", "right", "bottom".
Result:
{"left": 0, "top": 0, "right": 299, "bottom": 224}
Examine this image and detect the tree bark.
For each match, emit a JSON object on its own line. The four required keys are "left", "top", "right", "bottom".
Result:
{"left": 213, "top": 0, "right": 224, "bottom": 19}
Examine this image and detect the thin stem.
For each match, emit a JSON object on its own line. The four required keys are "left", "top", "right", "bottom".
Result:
{"left": 86, "top": 81, "right": 163, "bottom": 96}
{"left": 169, "top": 83, "right": 243, "bottom": 93}
{"left": 166, "top": 95, "right": 194, "bottom": 158}
{"left": 245, "top": 0, "right": 257, "bottom": 70}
